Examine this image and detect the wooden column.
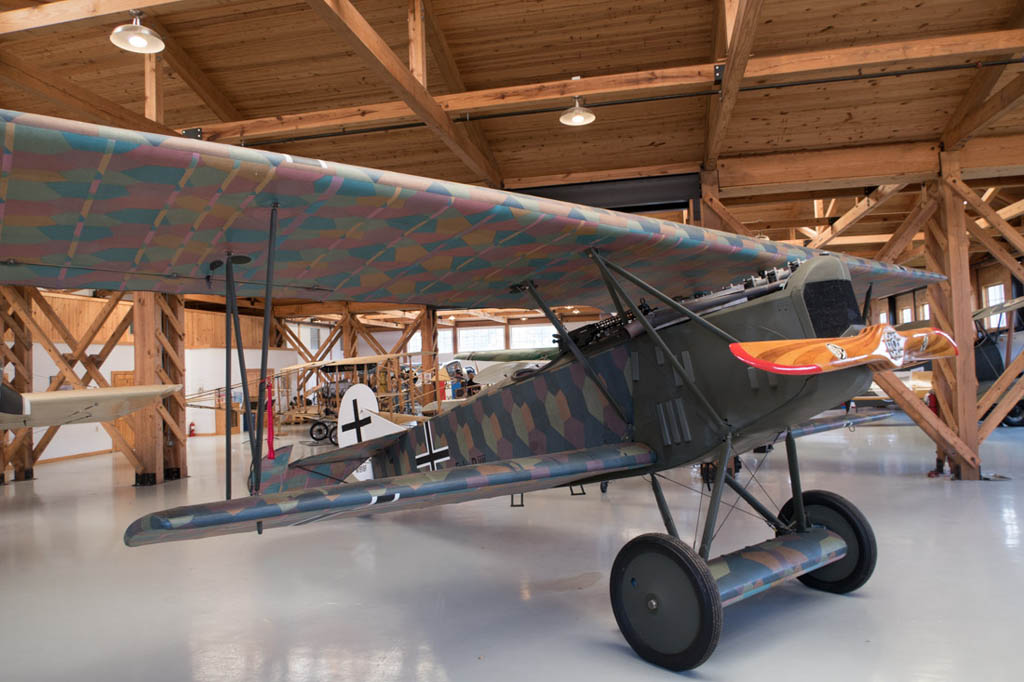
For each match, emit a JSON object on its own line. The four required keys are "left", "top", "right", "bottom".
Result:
{"left": 161, "top": 295, "right": 187, "bottom": 479}
{"left": 1, "top": 287, "right": 33, "bottom": 481}
{"left": 133, "top": 293, "right": 164, "bottom": 484}
{"left": 420, "top": 306, "right": 438, "bottom": 406}
{"left": 933, "top": 156, "right": 981, "bottom": 479}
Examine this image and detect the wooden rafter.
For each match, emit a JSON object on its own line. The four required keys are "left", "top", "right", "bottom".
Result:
{"left": 943, "top": 5, "right": 1024, "bottom": 148}
{"left": 407, "top": 0, "right": 425, "bottom": 86}
{"left": 145, "top": 16, "right": 242, "bottom": 122}
{"left": 704, "top": 0, "right": 764, "bottom": 170}
{"left": 941, "top": 72, "right": 1024, "bottom": 151}
{"left": 874, "top": 197, "right": 938, "bottom": 263}
{"left": 0, "top": 51, "right": 175, "bottom": 135}
{"left": 0, "top": 0, "right": 183, "bottom": 35}
{"left": 195, "top": 28, "right": 1024, "bottom": 146}
{"left": 421, "top": 0, "right": 500, "bottom": 185}
{"left": 807, "top": 184, "right": 906, "bottom": 249}
{"left": 304, "top": 0, "right": 501, "bottom": 187}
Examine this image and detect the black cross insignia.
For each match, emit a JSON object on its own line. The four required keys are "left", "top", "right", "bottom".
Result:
{"left": 341, "top": 398, "right": 372, "bottom": 443}
{"left": 415, "top": 421, "right": 450, "bottom": 471}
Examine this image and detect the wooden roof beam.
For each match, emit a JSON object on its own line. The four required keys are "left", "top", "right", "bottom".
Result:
{"left": 874, "top": 196, "right": 938, "bottom": 263}
{"left": 942, "top": 3, "right": 1024, "bottom": 151}
{"left": 145, "top": 17, "right": 241, "bottom": 122}
{"left": 421, "top": 0, "right": 500, "bottom": 188}
{"left": 808, "top": 184, "right": 907, "bottom": 249}
{"left": 704, "top": 0, "right": 765, "bottom": 170}
{"left": 0, "top": 51, "right": 176, "bottom": 136}
{"left": 304, "top": 0, "right": 501, "bottom": 187}
{"left": 942, "top": 72, "right": 1024, "bottom": 151}
{"left": 0, "top": 0, "right": 184, "bottom": 34}
{"left": 195, "top": 28, "right": 1024, "bottom": 145}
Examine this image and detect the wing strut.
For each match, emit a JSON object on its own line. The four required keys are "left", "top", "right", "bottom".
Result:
{"left": 513, "top": 279, "right": 631, "bottom": 427}
{"left": 588, "top": 250, "right": 729, "bottom": 431}
{"left": 210, "top": 203, "right": 280, "bottom": 508}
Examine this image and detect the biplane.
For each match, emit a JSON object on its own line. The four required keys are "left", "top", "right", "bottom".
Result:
{"left": 0, "top": 110, "right": 956, "bottom": 670}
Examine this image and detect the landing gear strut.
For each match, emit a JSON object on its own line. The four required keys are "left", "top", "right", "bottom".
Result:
{"left": 609, "top": 431, "right": 876, "bottom": 671}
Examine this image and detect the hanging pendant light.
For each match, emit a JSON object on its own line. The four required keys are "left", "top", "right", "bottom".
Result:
{"left": 559, "top": 96, "right": 596, "bottom": 127}
{"left": 110, "top": 10, "right": 165, "bottom": 54}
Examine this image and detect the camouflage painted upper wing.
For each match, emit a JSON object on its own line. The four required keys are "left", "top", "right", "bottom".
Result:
{"left": 0, "top": 110, "right": 940, "bottom": 307}
{"left": 125, "top": 442, "right": 656, "bottom": 546}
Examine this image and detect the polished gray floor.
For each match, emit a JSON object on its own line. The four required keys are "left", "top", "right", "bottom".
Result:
{"left": 1, "top": 417, "right": 1022, "bottom": 681}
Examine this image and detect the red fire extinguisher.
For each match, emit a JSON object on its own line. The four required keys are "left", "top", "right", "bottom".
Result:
{"left": 188, "top": 421, "right": 196, "bottom": 437}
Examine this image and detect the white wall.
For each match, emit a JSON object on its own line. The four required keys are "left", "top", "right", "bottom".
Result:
{"left": 185, "top": 348, "right": 298, "bottom": 435}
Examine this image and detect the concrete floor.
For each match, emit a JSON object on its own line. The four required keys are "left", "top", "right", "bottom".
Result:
{"left": 1, "top": 417, "right": 1022, "bottom": 682}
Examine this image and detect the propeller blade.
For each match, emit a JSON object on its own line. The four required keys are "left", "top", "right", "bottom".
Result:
{"left": 729, "top": 324, "right": 957, "bottom": 375}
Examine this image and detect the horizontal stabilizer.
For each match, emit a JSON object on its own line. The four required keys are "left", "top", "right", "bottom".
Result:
{"left": 125, "top": 443, "right": 656, "bottom": 547}
{"left": 729, "top": 324, "right": 956, "bottom": 375}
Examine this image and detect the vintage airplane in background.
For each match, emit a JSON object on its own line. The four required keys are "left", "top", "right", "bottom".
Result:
{"left": 0, "top": 110, "right": 955, "bottom": 670}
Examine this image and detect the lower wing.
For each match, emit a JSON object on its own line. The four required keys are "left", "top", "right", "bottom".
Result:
{"left": 729, "top": 324, "right": 956, "bottom": 375}
{"left": 125, "top": 443, "right": 656, "bottom": 546}
{"left": 0, "top": 384, "right": 181, "bottom": 428}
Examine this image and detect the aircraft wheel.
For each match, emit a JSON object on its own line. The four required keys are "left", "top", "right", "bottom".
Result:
{"left": 1002, "top": 401, "right": 1024, "bottom": 427}
{"left": 309, "top": 421, "right": 329, "bottom": 441}
{"left": 778, "top": 490, "right": 877, "bottom": 594}
{"left": 609, "top": 533, "right": 722, "bottom": 671}
{"left": 328, "top": 424, "right": 338, "bottom": 445}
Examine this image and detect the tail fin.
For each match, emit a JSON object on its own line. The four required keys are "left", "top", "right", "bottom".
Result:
{"left": 730, "top": 324, "right": 957, "bottom": 375}
{"left": 259, "top": 384, "right": 407, "bottom": 494}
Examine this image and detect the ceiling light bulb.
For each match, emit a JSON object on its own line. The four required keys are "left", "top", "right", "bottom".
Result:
{"left": 572, "top": 309, "right": 580, "bottom": 314}
{"left": 110, "top": 10, "right": 165, "bottom": 54}
{"left": 559, "top": 97, "right": 596, "bottom": 127}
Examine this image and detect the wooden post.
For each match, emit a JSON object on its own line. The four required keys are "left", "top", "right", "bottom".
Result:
{"left": 934, "top": 157, "right": 981, "bottom": 479}
{"left": 420, "top": 306, "right": 438, "bottom": 406}
{"left": 2, "top": 287, "right": 32, "bottom": 480}
{"left": 133, "top": 293, "right": 163, "bottom": 484}
{"left": 161, "top": 294, "right": 187, "bottom": 479}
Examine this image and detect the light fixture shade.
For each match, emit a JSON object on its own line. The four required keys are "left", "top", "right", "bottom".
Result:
{"left": 559, "top": 97, "right": 596, "bottom": 126}
{"left": 110, "top": 14, "right": 165, "bottom": 54}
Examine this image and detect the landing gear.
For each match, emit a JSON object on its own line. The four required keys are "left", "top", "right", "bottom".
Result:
{"left": 329, "top": 424, "right": 339, "bottom": 445}
{"left": 309, "top": 421, "right": 329, "bottom": 441}
{"left": 610, "top": 533, "right": 722, "bottom": 671}
{"left": 778, "top": 490, "right": 877, "bottom": 593}
{"left": 600, "top": 480, "right": 609, "bottom": 493}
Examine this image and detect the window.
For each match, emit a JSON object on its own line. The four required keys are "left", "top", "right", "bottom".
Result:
{"left": 900, "top": 308, "right": 912, "bottom": 324}
{"left": 407, "top": 329, "right": 454, "bottom": 354}
{"left": 920, "top": 303, "right": 930, "bottom": 321}
{"left": 510, "top": 324, "right": 557, "bottom": 349}
{"left": 438, "top": 329, "right": 453, "bottom": 354}
{"left": 986, "top": 283, "right": 1006, "bottom": 329}
{"left": 878, "top": 311, "right": 888, "bottom": 324}
{"left": 457, "top": 327, "right": 504, "bottom": 352}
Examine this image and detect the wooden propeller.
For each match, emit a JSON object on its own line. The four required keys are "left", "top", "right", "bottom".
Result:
{"left": 729, "top": 324, "right": 957, "bottom": 375}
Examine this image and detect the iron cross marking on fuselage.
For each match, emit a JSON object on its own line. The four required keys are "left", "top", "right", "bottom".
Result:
{"left": 341, "top": 399, "right": 372, "bottom": 442}
{"left": 416, "top": 421, "right": 450, "bottom": 471}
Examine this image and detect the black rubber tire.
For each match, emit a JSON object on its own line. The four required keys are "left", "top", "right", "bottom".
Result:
{"left": 778, "top": 490, "right": 877, "bottom": 594}
{"left": 309, "top": 421, "right": 329, "bottom": 441}
{"left": 609, "top": 533, "right": 722, "bottom": 671}
{"left": 600, "top": 480, "right": 609, "bottom": 493}
{"left": 328, "top": 424, "right": 338, "bottom": 445}
{"left": 1002, "top": 401, "right": 1024, "bottom": 427}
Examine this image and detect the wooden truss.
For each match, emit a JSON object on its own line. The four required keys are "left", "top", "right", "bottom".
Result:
{"left": 0, "top": 287, "right": 184, "bottom": 483}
